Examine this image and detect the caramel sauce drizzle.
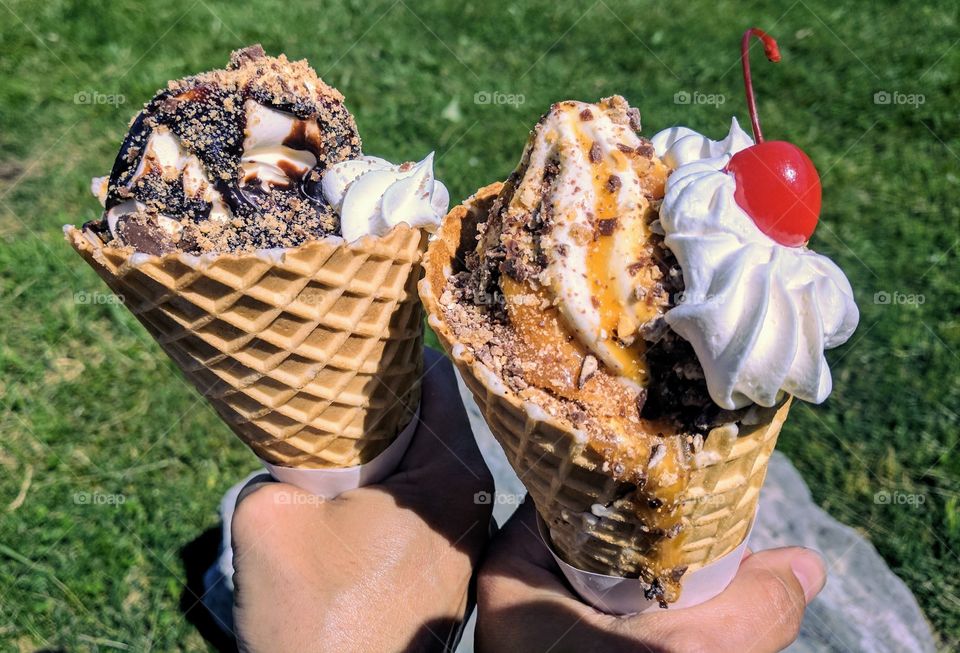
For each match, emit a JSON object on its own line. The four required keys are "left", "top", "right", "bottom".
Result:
{"left": 571, "top": 110, "right": 648, "bottom": 385}
{"left": 497, "top": 100, "right": 692, "bottom": 593}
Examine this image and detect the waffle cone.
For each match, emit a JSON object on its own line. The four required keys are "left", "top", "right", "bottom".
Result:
{"left": 420, "top": 183, "right": 791, "bottom": 588}
{"left": 67, "top": 224, "right": 426, "bottom": 469}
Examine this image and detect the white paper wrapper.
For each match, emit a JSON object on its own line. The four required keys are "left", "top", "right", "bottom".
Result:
{"left": 537, "top": 510, "right": 755, "bottom": 615}
{"left": 258, "top": 404, "right": 420, "bottom": 497}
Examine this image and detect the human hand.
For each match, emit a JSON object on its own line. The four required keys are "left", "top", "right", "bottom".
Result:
{"left": 230, "top": 347, "right": 494, "bottom": 653}
{"left": 477, "top": 501, "right": 826, "bottom": 653}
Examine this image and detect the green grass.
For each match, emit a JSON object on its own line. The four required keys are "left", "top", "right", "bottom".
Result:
{"left": 1, "top": 0, "right": 957, "bottom": 649}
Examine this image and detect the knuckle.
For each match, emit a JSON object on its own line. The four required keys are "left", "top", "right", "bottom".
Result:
{"left": 231, "top": 492, "right": 264, "bottom": 541}
{"left": 231, "top": 484, "right": 296, "bottom": 540}
{"left": 755, "top": 572, "right": 805, "bottom": 638}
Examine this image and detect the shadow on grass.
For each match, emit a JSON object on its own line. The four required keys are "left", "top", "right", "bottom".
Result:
{"left": 179, "top": 525, "right": 237, "bottom": 653}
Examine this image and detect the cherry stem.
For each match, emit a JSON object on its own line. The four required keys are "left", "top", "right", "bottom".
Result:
{"left": 740, "top": 27, "right": 781, "bottom": 143}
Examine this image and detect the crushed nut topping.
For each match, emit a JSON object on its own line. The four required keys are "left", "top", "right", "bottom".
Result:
{"left": 578, "top": 355, "right": 599, "bottom": 388}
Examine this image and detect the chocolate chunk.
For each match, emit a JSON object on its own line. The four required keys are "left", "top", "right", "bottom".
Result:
{"left": 644, "top": 578, "right": 667, "bottom": 607}
{"left": 668, "top": 566, "right": 689, "bottom": 582}
{"left": 597, "top": 218, "right": 618, "bottom": 236}
{"left": 635, "top": 388, "right": 648, "bottom": 416}
{"left": 606, "top": 175, "right": 622, "bottom": 193}
{"left": 570, "top": 408, "right": 587, "bottom": 425}
{"left": 627, "top": 107, "right": 642, "bottom": 132}
{"left": 228, "top": 44, "right": 267, "bottom": 69}
{"left": 578, "top": 355, "right": 599, "bottom": 388}
{"left": 579, "top": 108, "right": 594, "bottom": 121}
{"left": 176, "top": 226, "right": 201, "bottom": 253}
{"left": 81, "top": 218, "right": 112, "bottom": 243}
{"left": 636, "top": 139, "right": 655, "bottom": 159}
{"left": 115, "top": 215, "right": 174, "bottom": 255}
{"left": 616, "top": 143, "right": 635, "bottom": 154}
{"left": 589, "top": 142, "right": 602, "bottom": 163}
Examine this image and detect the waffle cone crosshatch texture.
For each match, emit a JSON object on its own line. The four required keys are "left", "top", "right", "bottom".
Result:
{"left": 420, "top": 183, "right": 792, "bottom": 599}
{"left": 67, "top": 224, "right": 427, "bottom": 469}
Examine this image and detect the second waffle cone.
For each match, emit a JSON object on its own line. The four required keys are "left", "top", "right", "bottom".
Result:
{"left": 420, "top": 183, "right": 790, "bottom": 597}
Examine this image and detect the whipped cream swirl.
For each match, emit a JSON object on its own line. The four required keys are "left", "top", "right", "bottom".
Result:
{"left": 651, "top": 119, "right": 859, "bottom": 409}
{"left": 321, "top": 153, "right": 449, "bottom": 242}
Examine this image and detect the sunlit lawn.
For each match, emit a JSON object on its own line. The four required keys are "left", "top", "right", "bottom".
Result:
{"left": 1, "top": 0, "right": 957, "bottom": 649}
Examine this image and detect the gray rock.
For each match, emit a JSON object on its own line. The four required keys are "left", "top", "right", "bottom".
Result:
{"left": 455, "top": 373, "right": 936, "bottom": 653}
{"left": 753, "top": 453, "right": 936, "bottom": 653}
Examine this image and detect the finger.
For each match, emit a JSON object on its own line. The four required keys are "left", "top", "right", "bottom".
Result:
{"left": 231, "top": 481, "right": 321, "bottom": 550}
{"left": 230, "top": 473, "right": 281, "bottom": 559}
{"left": 643, "top": 546, "right": 825, "bottom": 653}
{"left": 229, "top": 481, "right": 328, "bottom": 634}
{"left": 493, "top": 501, "right": 567, "bottom": 575}
{"left": 480, "top": 501, "right": 583, "bottom": 600}
{"left": 477, "top": 501, "right": 601, "bottom": 651}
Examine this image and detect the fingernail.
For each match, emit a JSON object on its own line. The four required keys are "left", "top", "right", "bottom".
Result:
{"left": 790, "top": 549, "right": 827, "bottom": 602}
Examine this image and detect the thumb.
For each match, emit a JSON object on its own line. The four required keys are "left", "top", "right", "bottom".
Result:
{"left": 657, "top": 547, "right": 825, "bottom": 653}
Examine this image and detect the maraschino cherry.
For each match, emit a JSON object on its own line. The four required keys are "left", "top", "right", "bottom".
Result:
{"left": 725, "top": 28, "right": 821, "bottom": 247}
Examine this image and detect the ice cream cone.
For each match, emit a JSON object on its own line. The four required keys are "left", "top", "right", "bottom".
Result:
{"left": 67, "top": 223, "right": 426, "bottom": 469}
{"left": 420, "top": 183, "right": 791, "bottom": 597}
